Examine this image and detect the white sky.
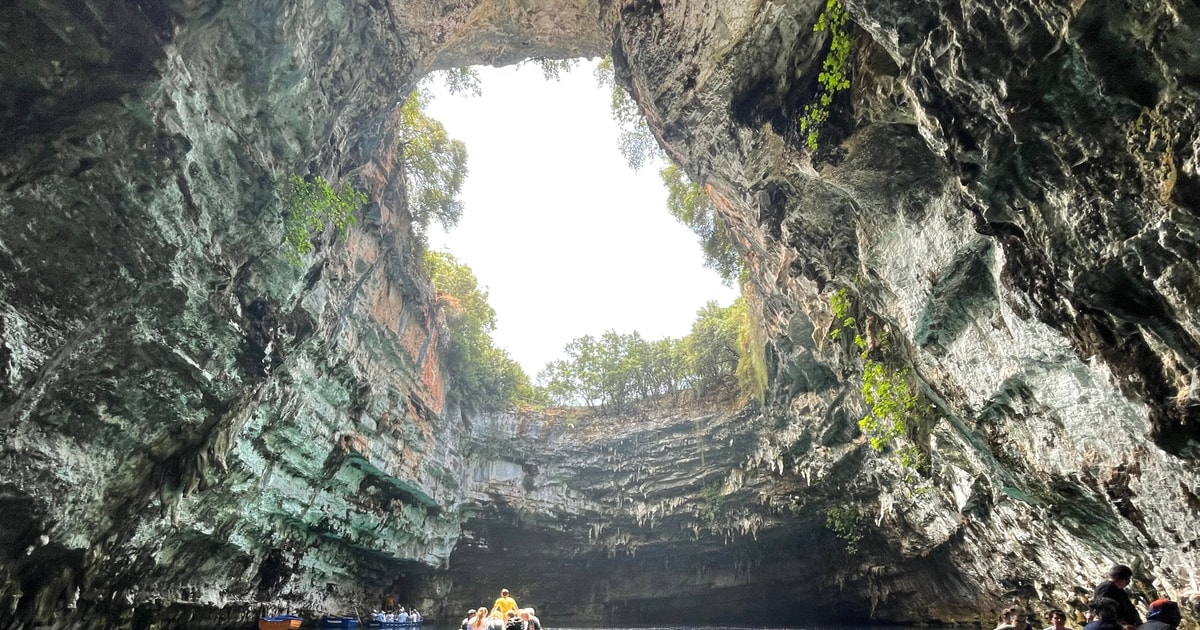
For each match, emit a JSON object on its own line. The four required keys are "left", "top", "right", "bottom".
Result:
{"left": 424, "top": 60, "right": 738, "bottom": 378}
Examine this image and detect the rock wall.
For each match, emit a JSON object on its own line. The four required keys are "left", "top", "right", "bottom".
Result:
{"left": 2, "top": 0, "right": 1200, "bottom": 628}
{"left": 605, "top": 0, "right": 1200, "bottom": 622}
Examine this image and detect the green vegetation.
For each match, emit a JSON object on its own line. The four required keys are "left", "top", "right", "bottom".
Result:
{"left": 536, "top": 297, "right": 765, "bottom": 411}
{"left": 435, "top": 67, "right": 483, "bottom": 97}
{"left": 732, "top": 294, "right": 769, "bottom": 405}
{"left": 661, "top": 164, "right": 743, "bottom": 285}
{"left": 828, "top": 288, "right": 931, "bottom": 472}
{"left": 409, "top": 62, "right": 766, "bottom": 415}
{"left": 699, "top": 481, "right": 725, "bottom": 524}
{"left": 524, "top": 57, "right": 578, "bottom": 81}
{"left": 423, "top": 251, "right": 541, "bottom": 412}
{"left": 595, "top": 56, "right": 664, "bottom": 171}
{"left": 825, "top": 504, "right": 866, "bottom": 554}
{"left": 282, "top": 174, "right": 367, "bottom": 266}
{"left": 798, "top": 0, "right": 852, "bottom": 151}
{"left": 399, "top": 88, "right": 468, "bottom": 245}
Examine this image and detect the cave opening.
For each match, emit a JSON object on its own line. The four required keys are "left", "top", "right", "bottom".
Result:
{"left": 418, "top": 61, "right": 738, "bottom": 383}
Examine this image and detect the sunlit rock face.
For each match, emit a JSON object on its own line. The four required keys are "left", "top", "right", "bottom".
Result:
{"left": 609, "top": 0, "right": 1200, "bottom": 621}
{"left": 0, "top": 0, "right": 469, "bottom": 625}
{"left": 2, "top": 0, "right": 1200, "bottom": 628}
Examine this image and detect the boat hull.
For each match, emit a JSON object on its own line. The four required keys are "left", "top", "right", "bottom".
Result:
{"left": 319, "top": 617, "right": 361, "bottom": 629}
{"left": 259, "top": 616, "right": 302, "bottom": 630}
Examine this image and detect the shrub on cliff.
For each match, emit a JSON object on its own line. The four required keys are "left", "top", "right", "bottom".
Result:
{"left": 282, "top": 174, "right": 367, "bottom": 266}
{"left": 400, "top": 87, "right": 468, "bottom": 246}
{"left": 423, "top": 250, "right": 540, "bottom": 411}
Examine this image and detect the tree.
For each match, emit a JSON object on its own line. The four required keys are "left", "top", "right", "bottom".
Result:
{"left": 422, "top": 251, "right": 537, "bottom": 411}
{"left": 594, "top": 56, "right": 664, "bottom": 171}
{"left": 661, "top": 164, "right": 743, "bottom": 285}
{"left": 400, "top": 88, "right": 468, "bottom": 245}
{"left": 686, "top": 301, "right": 741, "bottom": 391}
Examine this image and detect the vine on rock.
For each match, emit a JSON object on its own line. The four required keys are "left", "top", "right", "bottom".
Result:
{"left": 828, "top": 288, "right": 932, "bottom": 476}
{"left": 282, "top": 174, "right": 366, "bottom": 266}
{"left": 798, "top": 0, "right": 852, "bottom": 151}
{"left": 825, "top": 504, "right": 866, "bottom": 555}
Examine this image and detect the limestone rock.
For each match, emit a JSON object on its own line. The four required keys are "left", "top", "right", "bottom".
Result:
{"left": 1, "top": 0, "right": 1199, "bottom": 627}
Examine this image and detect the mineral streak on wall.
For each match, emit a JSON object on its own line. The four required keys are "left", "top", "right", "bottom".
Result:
{"left": 2, "top": 0, "right": 1199, "bottom": 628}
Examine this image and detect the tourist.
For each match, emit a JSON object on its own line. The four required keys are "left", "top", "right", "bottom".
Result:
{"left": 505, "top": 610, "right": 524, "bottom": 630}
{"left": 1138, "top": 599, "right": 1182, "bottom": 630}
{"left": 492, "top": 589, "right": 519, "bottom": 619}
{"left": 1045, "top": 609, "right": 1069, "bottom": 630}
{"left": 461, "top": 609, "right": 476, "bottom": 630}
{"left": 1085, "top": 597, "right": 1122, "bottom": 630}
{"left": 469, "top": 608, "right": 491, "bottom": 630}
{"left": 1095, "top": 565, "right": 1143, "bottom": 629}
{"left": 520, "top": 608, "right": 541, "bottom": 630}
{"left": 486, "top": 608, "right": 505, "bottom": 630}
{"left": 997, "top": 605, "right": 1033, "bottom": 630}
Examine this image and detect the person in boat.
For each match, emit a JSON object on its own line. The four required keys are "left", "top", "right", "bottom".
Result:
{"left": 461, "top": 609, "right": 476, "bottom": 630}
{"left": 1044, "top": 609, "right": 1070, "bottom": 630}
{"left": 485, "top": 610, "right": 505, "bottom": 630}
{"left": 520, "top": 608, "right": 540, "bottom": 630}
{"left": 1085, "top": 597, "right": 1123, "bottom": 630}
{"left": 469, "top": 608, "right": 491, "bottom": 630}
{"left": 504, "top": 610, "right": 523, "bottom": 630}
{"left": 1095, "top": 565, "right": 1142, "bottom": 629}
{"left": 409, "top": 609, "right": 422, "bottom": 623}
{"left": 997, "top": 605, "right": 1033, "bottom": 630}
{"left": 492, "top": 589, "right": 518, "bottom": 620}
{"left": 1138, "top": 599, "right": 1181, "bottom": 630}
{"left": 396, "top": 608, "right": 409, "bottom": 623}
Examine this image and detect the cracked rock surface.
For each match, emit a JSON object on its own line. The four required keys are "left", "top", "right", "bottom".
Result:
{"left": 2, "top": 0, "right": 1199, "bottom": 627}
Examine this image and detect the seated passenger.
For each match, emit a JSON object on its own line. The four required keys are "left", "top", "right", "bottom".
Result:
{"left": 1138, "top": 599, "right": 1181, "bottom": 630}
{"left": 470, "top": 608, "right": 491, "bottom": 630}
{"left": 1045, "top": 609, "right": 1069, "bottom": 630}
{"left": 523, "top": 608, "right": 542, "bottom": 630}
{"left": 1085, "top": 598, "right": 1123, "bottom": 630}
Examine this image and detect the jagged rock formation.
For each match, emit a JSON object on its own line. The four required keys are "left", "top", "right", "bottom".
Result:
{"left": 2, "top": 0, "right": 1199, "bottom": 628}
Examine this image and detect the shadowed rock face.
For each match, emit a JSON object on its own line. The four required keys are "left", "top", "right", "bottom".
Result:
{"left": 2, "top": 0, "right": 1199, "bottom": 628}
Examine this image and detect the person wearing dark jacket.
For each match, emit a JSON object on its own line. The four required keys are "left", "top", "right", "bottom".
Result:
{"left": 1138, "top": 599, "right": 1181, "bottom": 630}
{"left": 1095, "top": 564, "right": 1142, "bottom": 629}
{"left": 1085, "top": 597, "right": 1123, "bottom": 630}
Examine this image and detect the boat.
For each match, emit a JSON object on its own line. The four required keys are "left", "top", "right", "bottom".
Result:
{"left": 366, "top": 612, "right": 423, "bottom": 628}
{"left": 319, "top": 616, "right": 361, "bottom": 629}
{"left": 259, "top": 615, "right": 302, "bottom": 630}
{"left": 365, "top": 620, "right": 422, "bottom": 628}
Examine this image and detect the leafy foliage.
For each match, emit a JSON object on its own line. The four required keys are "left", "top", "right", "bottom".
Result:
{"left": 434, "top": 67, "right": 483, "bottom": 97}
{"left": 732, "top": 293, "right": 769, "bottom": 405}
{"left": 699, "top": 481, "right": 724, "bottom": 524}
{"left": 798, "top": 0, "right": 852, "bottom": 151}
{"left": 595, "top": 56, "right": 664, "bottom": 171}
{"left": 400, "top": 88, "right": 468, "bottom": 245}
{"left": 661, "top": 164, "right": 743, "bottom": 285}
{"left": 828, "top": 288, "right": 931, "bottom": 472}
{"left": 282, "top": 174, "right": 367, "bottom": 266}
{"left": 687, "top": 300, "right": 741, "bottom": 391}
{"left": 859, "top": 359, "right": 916, "bottom": 453}
{"left": 537, "top": 297, "right": 766, "bottom": 410}
{"left": 423, "top": 251, "right": 539, "bottom": 411}
{"left": 522, "top": 57, "right": 579, "bottom": 81}
{"left": 825, "top": 505, "right": 866, "bottom": 554}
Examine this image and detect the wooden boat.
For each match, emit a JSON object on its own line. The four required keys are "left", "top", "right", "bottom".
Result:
{"left": 319, "top": 616, "right": 361, "bottom": 629}
{"left": 259, "top": 615, "right": 302, "bottom": 630}
{"left": 365, "top": 619, "right": 423, "bottom": 629}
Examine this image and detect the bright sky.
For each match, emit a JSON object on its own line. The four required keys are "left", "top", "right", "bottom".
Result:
{"left": 424, "top": 60, "right": 738, "bottom": 378}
